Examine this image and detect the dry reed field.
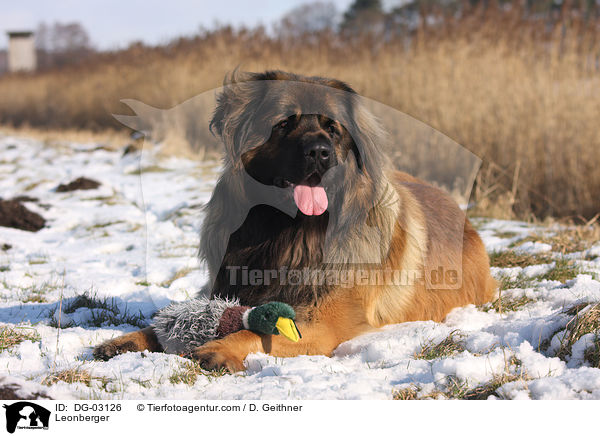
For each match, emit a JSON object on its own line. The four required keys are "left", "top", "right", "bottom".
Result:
{"left": 1, "top": 9, "right": 599, "bottom": 220}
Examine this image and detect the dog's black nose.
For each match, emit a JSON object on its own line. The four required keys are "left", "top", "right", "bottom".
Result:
{"left": 304, "top": 142, "right": 333, "bottom": 168}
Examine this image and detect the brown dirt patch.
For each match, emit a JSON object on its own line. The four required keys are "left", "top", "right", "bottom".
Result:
{"left": 10, "top": 195, "right": 38, "bottom": 203}
{"left": 56, "top": 177, "right": 101, "bottom": 192}
{"left": 0, "top": 199, "right": 45, "bottom": 232}
{"left": 0, "top": 378, "right": 52, "bottom": 400}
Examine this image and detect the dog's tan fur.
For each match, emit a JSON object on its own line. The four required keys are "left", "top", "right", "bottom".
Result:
{"left": 94, "top": 71, "right": 496, "bottom": 370}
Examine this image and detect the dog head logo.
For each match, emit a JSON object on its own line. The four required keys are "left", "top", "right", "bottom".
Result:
{"left": 3, "top": 402, "right": 50, "bottom": 433}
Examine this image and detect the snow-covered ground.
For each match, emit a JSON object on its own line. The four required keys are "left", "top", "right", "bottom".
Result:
{"left": 1, "top": 134, "right": 600, "bottom": 400}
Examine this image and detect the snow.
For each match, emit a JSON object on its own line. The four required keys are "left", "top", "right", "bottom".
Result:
{"left": 2, "top": 134, "right": 600, "bottom": 399}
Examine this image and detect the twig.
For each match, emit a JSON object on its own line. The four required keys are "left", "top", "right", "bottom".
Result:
{"left": 52, "top": 269, "right": 66, "bottom": 373}
{"left": 509, "top": 160, "right": 521, "bottom": 207}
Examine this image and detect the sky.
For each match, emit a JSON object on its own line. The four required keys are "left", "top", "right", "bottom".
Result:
{"left": 0, "top": 0, "right": 360, "bottom": 50}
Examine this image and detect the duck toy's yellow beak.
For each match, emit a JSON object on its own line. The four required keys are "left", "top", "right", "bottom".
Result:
{"left": 275, "top": 317, "right": 301, "bottom": 342}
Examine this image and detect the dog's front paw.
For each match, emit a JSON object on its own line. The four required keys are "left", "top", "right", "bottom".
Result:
{"left": 93, "top": 327, "right": 163, "bottom": 360}
{"left": 93, "top": 339, "right": 139, "bottom": 361}
{"left": 191, "top": 342, "right": 246, "bottom": 373}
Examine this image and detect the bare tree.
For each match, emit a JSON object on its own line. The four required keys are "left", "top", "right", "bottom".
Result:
{"left": 35, "top": 22, "right": 93, "bottom": 69}
{"left": 340, "top": 0, "right": 387, "bottom": 36}
{"left": 275, "top": 2, "right": 339, "bottom": 39}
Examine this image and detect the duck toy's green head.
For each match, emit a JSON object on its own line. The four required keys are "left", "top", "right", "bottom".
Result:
{"left": 245, "top": 301, "right": 301, "bottom": 342}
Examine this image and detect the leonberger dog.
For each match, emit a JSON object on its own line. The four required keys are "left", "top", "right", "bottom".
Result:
{"left": 94, "top": 71, "right": 496, "bottom": 371}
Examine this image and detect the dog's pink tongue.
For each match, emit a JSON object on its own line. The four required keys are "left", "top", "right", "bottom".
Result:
{"left": 293, "top": 185, "right": 328, "bottom": 216}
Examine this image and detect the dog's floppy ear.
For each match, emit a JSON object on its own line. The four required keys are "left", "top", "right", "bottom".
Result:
{"left": 346, "top": 97, "right": 386, "bottom": 179}
{"left": 210, "top": 69, "right": 246, "bottom": 137}
{"left": 210, "top": 69, "right": 268, "bottom": 167}
{"left": 209, "top": 97, "right": 227, "bottom": 138}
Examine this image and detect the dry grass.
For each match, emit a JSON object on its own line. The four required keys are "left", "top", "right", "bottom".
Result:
{"left": 394, "top": 356, "right": 530, "bottom": 400}
{"left": 555, "top": 303, "right": 600, "bottom": 362}
{"left": 481, "top": 294, "right": 535, "bottom": 313}
{"left": 169, "top": 360, "right": 230, "bottom": 385}
{"left": 392, "top": 385, "right": 421, "bottom": 400}
{"left": 41, "top": 368, "right": 114, "bottom": 389}
{"left": 518, "top": 222, "right": 600, "bottom": 254}
{"left": 440, "top": 355, "right": 529, "bottom": 400}
{"left": 160, "top": 267, "right": 194, "bottom": 288}
{"left": 491, "top": 254, "right": 582, "bottom": 290}
{"left": 0, "top": 125, "right": 132, "bottom": 150}
{"left": 496, "top": 273, "right": 537, "bottom": 291}
{"left": 414, "top": 331, "right": 466, "bottom": 360}
{"left": 584, "top": 336, "right": 600, "bottom": 367}
{"left": 0, "top": 326, "right": 41, "bottom": 352}
{"left": 41, "top": 368, "right": 92, "bottom": 386}
{"left": 539, "top": 258, "right": 582, "bottom": 283}
{"left": 1, "top": 11, "right": 600, "bottom": 219}
{"left": 489, "top": 251, "right": 555, "bottom": 268}
{"left": 451, "top": 371, "right": 530, "bottom": 400}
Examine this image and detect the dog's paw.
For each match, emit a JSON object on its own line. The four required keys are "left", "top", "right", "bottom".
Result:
{"left": 93, "top": 340, "right": 138, "bottom": 361}
{"left": 191, "top": 342, "right": 245, "bottom": 373}
{"left": 92, "top": 327, "right": 162, "bottom": 360}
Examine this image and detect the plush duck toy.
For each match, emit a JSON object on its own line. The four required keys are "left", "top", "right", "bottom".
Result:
{"left": 153, "top": 297, "right": 301, "bottom": 356}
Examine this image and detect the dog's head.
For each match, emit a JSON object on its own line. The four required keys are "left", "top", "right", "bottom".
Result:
{"left": 210, "top": 70, "right": 386, "bottom": 217}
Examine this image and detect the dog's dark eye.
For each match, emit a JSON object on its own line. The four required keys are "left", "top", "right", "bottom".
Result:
{"left": 327, "top": 123, "right": 337, "bottom": 135}
{"left": 276, "top": 120, "right": 288, "bottom": 130}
